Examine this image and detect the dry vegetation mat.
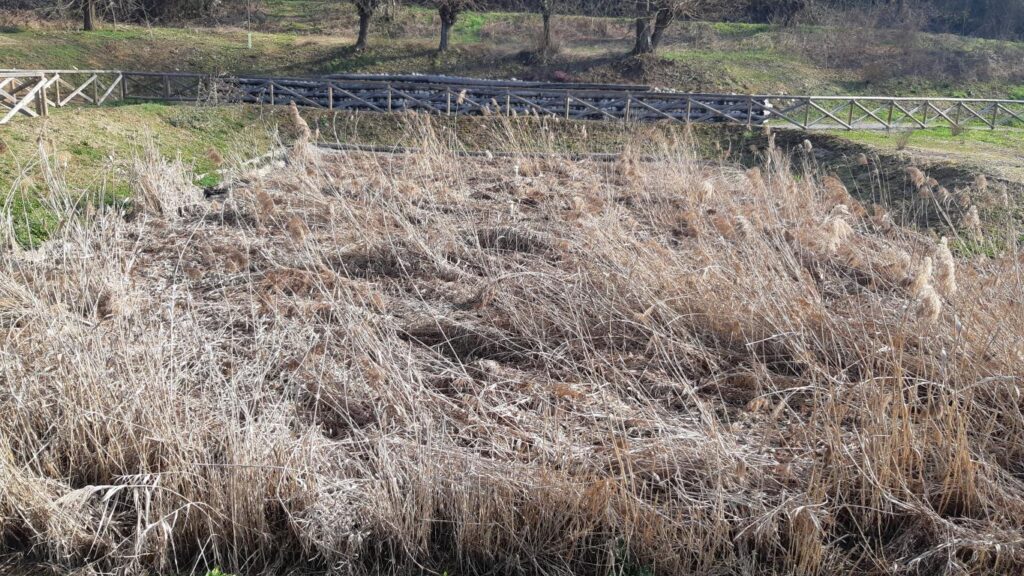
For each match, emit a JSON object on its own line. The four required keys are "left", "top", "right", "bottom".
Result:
{"left": 1, "top": 109, "right": 1024, "bottom": 575}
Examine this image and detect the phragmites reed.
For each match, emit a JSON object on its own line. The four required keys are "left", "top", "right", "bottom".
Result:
{"left": 822, "top": 204, "right": 854, "bottom": 254}
{"left": 906, "top": 166, "right": 927, "bottom": 188}
{"left": 823, "top": 175, "right": 850, "bottom": 205}
{"left": 288, "top": 101, "right": 320, "bottom": 165}
{"left": 934, "top": 236, "right": 957, "bottom": 298}
{"left": 289, "top": 100, "right": 312, "bottom": 144}
{"left": 909, "top": 255, "right": 933, "bottom": 295}
{"left": 615, "top": 150, "right": 639, "bottom": 178}
{"left": 711, "top": 213, "right": 736, "bottom": 238}
{"left": 963, "top": 204, "right": 982, "bottom": 237}
{"left": 4, "top": 117, "right": 1024, "bottom": 576}
{"left": 734, "top": 214, "right": 755, "bottom": 238}
{"left": 286, "top": 214, "right": 309, "bottom": 242}
{"left": 916, "top": 280, "right": 943, "bottom": 323}
{"left": 951, "top": 187, "right": 971, "bottom": 208}
{"left": 701, "top": 179, "right": 716, "bottom": 200}
{"left": 746, "top": 166, "right": 765, "bottom": 189}
{"left": 256, "top": 188, "right": 276, "bottom": 217}
{"left": 910, "top": 256, "right": 943, "bottom": 323}
{"left": 975, "top": 174, "right": 989, "bottom": 193}
{"left": 129, "top": 142, "right": 198, "bottom": 218}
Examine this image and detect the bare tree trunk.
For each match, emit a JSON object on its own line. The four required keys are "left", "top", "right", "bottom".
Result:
{"left": 438, "top": 8, "right": 454, "bottom": 52}
{"left": 633, "top": 17, "right": 653, "bottom": 55}
{"left": 649, "top": 8, "right": 673, "bottom": 51}
{"left": 355, "top": 9, "right": 371, "bottom": 50}
{"left": 83, "top": 0, "right": 96, "bottom": 31}
{"left": 439, "top": 17, "right": 453, "bottom": 51}
{"left": 541, "top": 11, "right": 552, "bottom": 54}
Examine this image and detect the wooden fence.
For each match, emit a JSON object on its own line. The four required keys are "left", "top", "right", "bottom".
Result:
{"left": 3, "top": 69, "right": 1024, "bottom": 131}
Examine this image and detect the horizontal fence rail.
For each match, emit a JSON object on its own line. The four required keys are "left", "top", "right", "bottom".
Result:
{"left": 3, "top": 69, "right": 1024, "bottom": 131}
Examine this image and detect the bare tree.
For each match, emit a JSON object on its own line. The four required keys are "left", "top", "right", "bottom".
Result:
{"left": 82, "top": 0, "right": 96, "bottom": 30}
{"left": 535, "top": 0, "right": 557, "bottom": 58}
{"left": 434, "top": 0, "right": 474, "bottom": 52}
{"left": 350, "top": 0, "right": 383, "bottom": 50}
{"left": 631, "top": 0, "right": 708, "bottom": 55}
{"left": 632, "top": 1, "right": 654, "bottom": 54}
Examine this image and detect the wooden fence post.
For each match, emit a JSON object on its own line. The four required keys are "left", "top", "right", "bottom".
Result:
{"left": 36, "top": 77, "right": 48, "bottom": 117}
{"left": 40, "top": 75, "right": 49, "bottom": 114}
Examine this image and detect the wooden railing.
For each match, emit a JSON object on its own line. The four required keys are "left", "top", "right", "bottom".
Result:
{"left": 3, "top": 69, "right": 1024, "bottom": 131}
{"left": 1, "top": 71, "right": 48, "bottom": 125}
{"left": 2, "top": 70, "right": 127, "bottom": 124}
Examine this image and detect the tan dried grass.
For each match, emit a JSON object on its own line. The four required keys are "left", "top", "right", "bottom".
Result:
{"left": 1, "top": 116, "right": 1022, "bottom": 576}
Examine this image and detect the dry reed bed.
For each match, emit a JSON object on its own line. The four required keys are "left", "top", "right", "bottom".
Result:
{"left": 1, "top": 114, "right": 1023, "bottom": 575}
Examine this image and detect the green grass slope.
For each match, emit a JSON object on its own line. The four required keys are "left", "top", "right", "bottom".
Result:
{"left": 2, "top": 1, "right": 1024, "bottom": 97}
{"left": 0, "top": 104, "right": 271, "bottom": 246}
{"left": 3, "top": 99, "right": 1020, "bottom": 256}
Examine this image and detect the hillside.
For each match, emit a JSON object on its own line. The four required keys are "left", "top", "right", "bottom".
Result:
{"left": 3, "top": 102, "right": 1021, "bottom": 253}
{"left": 2, "top": 1, "right": 1024, "bottom": 98}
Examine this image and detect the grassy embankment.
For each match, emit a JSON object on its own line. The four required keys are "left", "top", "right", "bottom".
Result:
{"left": 2, "top": 1, "right": 1023, "bottom": 97}
{"left": 2, "top": 100, "right": 1021, "bottom": 251}
{"left": 2, "top": 2, "right": 1023, "bottom": 247}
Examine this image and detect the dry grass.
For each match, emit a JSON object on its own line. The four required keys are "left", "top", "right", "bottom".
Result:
{"left": 1, "top": 114, "right": 1024, "bottom": 576}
